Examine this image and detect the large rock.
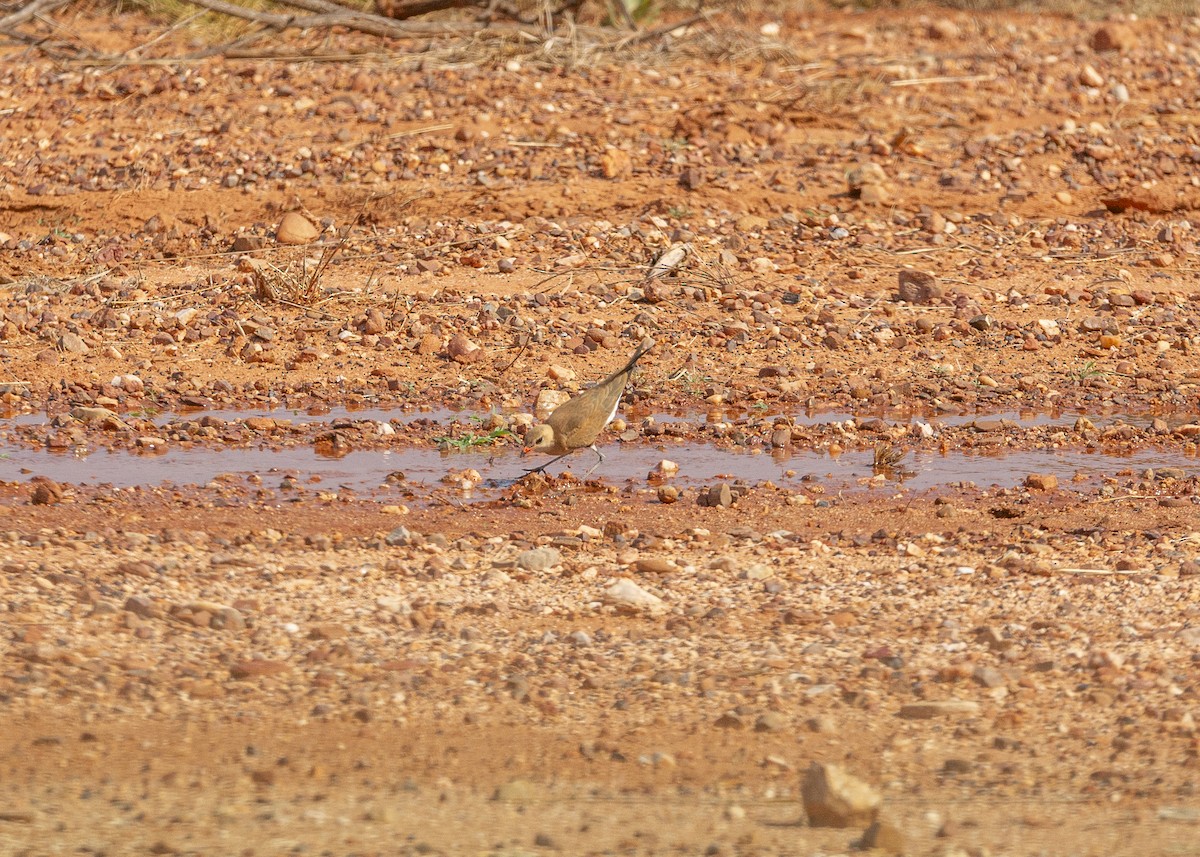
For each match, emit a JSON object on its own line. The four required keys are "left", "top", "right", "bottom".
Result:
{"left": 445, "top": 334, "right": 482, "bottom": 365}
{"left": 516, "top": 547, "right": 561, "bottom": 572}
{"left": 802, "top": 762, "right": 881, "bottom": 828}
{"left": 602, "top": 578, "right": 665, "bottom": 613}
{"left": 897, "top": 269, "right": 943, "bottom": 304}
{"left": 275, "top": 211, "right": 320, "bottom": 245}
{"left": 1091, "top": 23, "right": 1136, "bottom": 53}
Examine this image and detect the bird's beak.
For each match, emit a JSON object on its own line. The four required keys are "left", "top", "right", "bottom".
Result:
{"left": 521, "top": 445, "right": 532, "bottom": 456}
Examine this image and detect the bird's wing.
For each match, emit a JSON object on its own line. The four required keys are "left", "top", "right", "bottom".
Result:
{"left": 547, "top": 386, "right": 612, "bottom": 446}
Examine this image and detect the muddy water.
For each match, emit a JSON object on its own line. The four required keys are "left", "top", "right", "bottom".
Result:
{"left": 2, "top": 407, "right": 1196, "bottom": 499}
{"left": 0, "top": 439, "right": 1192, "bottom": 497}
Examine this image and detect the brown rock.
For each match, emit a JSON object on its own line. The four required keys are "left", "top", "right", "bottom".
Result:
{"left": 58, "top": 333, "right": 88, "bottom": 354}
{"left": 897, "top": 269, "right": 943, "bottom": 304}
{"left": 857, "top": 183, "right": 889, "bottom": 205}
{"left": 308, "top": 623, "right": 347, "bottom": 641}
{"left": 847, "top": 162, "right": 888, "bottom": 192}
{"left": 276, "top": 212, "right": 320, "bottom": 245}
{"left": 116, "top": 560, "right": 156, "bottom": 578}
{"left": 1102, "top": 190, "right": 1172, "bottom": 214}
{"left": 679, "top": 166, "right": 705, "bottom": 191}
{"left": 230, "top": 234, "right": 265, "bottom": 253}
{"left": 861, "top": 820, "right": 905, "bottom": 854}
{"left": 599, "top": 146, "right": 632, "bottom": 179}
{"left": 701, "top": 483, "right": 733, "bottom": 508}
{"left": 446, "top": 334, "right": 482, "bottom": 364}
{"left": 1025, "top": 473, "right": 1058, "bottom": 491}
{"left": 1091, "top": 23, "right": 1136, "bottom": 53}
{"left": 30, "top": 479, "right": 63, "bottom": 506}
{"left": 231, "top": 659, "right": 289, "bottom": 679}
{"left": 635, "top": 557, "right": 679, "bottom": 575}
{"left": 926, "top": 18, "right": 959, "bottom": 40}
{"left": 714, "top": 712, "right": 743, "bottom": 729}
{"left": 416, "top": 333, "right": 441, "bottom": 355}
{"left": 363, "top": 308, "right": 386, "bottom": 335}
{"left": 755, "top": 711, "right": 788, "bottom": 732}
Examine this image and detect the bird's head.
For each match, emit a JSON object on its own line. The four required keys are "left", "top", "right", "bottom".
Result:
{"left": 522, "top": 424, "right": 556, "bottom": 456}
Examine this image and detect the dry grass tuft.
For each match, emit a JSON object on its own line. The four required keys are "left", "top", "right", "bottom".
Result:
{"left": 249, "top": 245, "right": 335, "bottom": 306}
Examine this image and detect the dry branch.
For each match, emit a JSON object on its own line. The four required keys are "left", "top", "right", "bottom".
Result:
{"left": 374, "top": 0, "right": 478, "bottom": 20}
{"left": 0, "top": 0, "right": 72, "bottom": 32}
{"left": 181, "top": 0, "right": 481, "bottom": 36}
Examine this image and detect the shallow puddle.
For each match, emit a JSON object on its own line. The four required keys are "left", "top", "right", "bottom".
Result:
{"left": 0, "top": 439, "right": 1193, "bottom": 497}
{"left": 3, "top": 405, "right": 1193, "bottom": 432}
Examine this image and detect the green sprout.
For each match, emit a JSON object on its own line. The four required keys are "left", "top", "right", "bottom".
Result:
{"left": 435, "top": 427, "right": 513, "bottom": 452}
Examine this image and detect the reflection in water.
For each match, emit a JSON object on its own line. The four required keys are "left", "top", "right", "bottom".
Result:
{"left": 3, "top": 405, "right": 1196, "bottom": 431}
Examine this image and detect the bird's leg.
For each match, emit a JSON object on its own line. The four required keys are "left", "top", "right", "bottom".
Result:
{"left": 522, "top": 451, "right": 572, "bottom": 475}
{"left": 582, "top": 445, "right": 604, "bottom": 477}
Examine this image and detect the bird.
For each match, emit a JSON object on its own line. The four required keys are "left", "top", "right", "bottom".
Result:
{"left": 522, "top": 337, "right": 655, "bottom": 477}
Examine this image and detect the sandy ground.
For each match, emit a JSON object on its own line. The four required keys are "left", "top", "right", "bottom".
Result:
{"left": 3, "top": 4, "right": 1200, "bottom": 855}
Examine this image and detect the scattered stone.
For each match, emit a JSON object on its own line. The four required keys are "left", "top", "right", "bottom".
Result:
{"left": 1024, "top": 473, "right": 1058, "bottom": 491}
{"left": 123, "top": 595, "right": 158, "bottom": 619}
{"left": 600, "top": 146, "right": 632, "bottom": 179}
{"left": 492, "top": 779, "right": 536, "bottom": 802}
{"left": 634, "top": 557, "right": 679, "bottom": 575}
{"left": 1091, "top": 23, "right": 1137, "bottom": 53}
{"left": 602, "top": 578, "right": 665, "bottom": 612}
{"left": 1079, "top": 64, "right": 1104, "bottom": 88}
{"left": 230, "top": 659, "right": 289, "bottom": 679}
{"left": 861, "top": 819, "right": 905, "bottom": 854}
{"left": 755, "top": 711, "right": 788, "bottom": 732}
{"left": 700, "top": 483, "right": 733, "bottom": 508}
{"left": 517, "top": 547, "right": 561, "bottom": 572}
{"left": 972, "top": 666, "right": 1005, "bottom": 688}
{"left": 847, "top": 162, "right": 888, "bottom": 195}
{"left": 445, "top": 334, "right": 482, "bottom": 364}
{"left": 802, "top": 762, "right": 881, "bottom": 828}
{"left": 30, "top": 478, "right": 63, "bottom": 506}
{"left": 898, "top": 701, "right": 981, "bottom": 720}
{"left": 927, "top": 18, "right": 959, "bottom": 40}
{"left": 714, "top": 712, "right": 744, "bottom": 729}
{"left": 653, "top": 459, "right": 679, "bottom": 477}
{"left": 230, "top": 234, "right": 265, "bottom": 253}
{"left": 858, "top": 182, "right": 888, "bottom": 205}
{"left": 897, "top": 269, "right": 943, "bottom": 304}
{"left": 385, "top": 526, "right": 416, "bottom": 547}
{"left": 275, "top": 212, "right": 320, "bottom": 245}
{"left": 58, "top": 333, "right": 88, "bottom": 354}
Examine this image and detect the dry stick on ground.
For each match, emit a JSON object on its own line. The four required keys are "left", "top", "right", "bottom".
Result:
{"left": 181, "top": 0, "right": 483, "bottom": 37}
{"left": 0, "top": 0, "right": 72, "bottom": 32}
{"left": 184, "top": 24, "right": 282, "bottom": 60}
{"left": 615, "top": 9, "right": 708, "bottom": 48}
{"left": 374, "top": 0, "right": 480, "bottom": 20}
